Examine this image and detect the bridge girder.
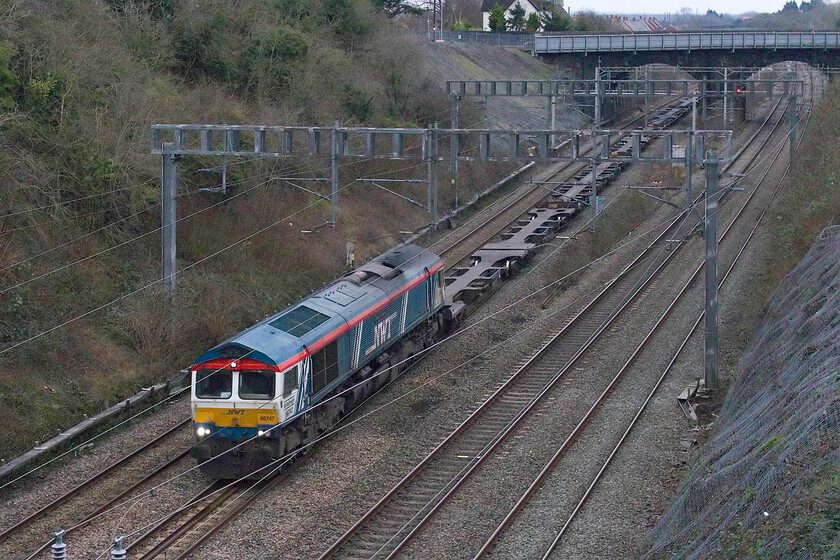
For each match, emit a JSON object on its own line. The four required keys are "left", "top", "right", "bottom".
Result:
{"left": 545, "top": 49, "right": 840, "bottom": 79}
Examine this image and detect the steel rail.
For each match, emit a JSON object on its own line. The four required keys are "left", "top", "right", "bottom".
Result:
{"left": 318, "top": 159, "right": 706, "bottom": 559}
{"left": 134, "top": 484, "right": 240, "bottom": 560}
{"left": 330, "top": 83, "right": 792, "bottom": 560}
{"left": 22, "top": 448, "right": 191, "bottom": 560}
{"left": 122, "top": 450, "right": 299, "bottom": 560}
{"left": 378, "top": 219, "right": 691, "bottom": 560}
{"left": 124, "top": 480, "right": 226, "bottom": 556}
{"left": 317, "top": 91, "right": 786, "bottom": 558}
{"left": 384, "top": 93, "right": 791, "bottom": 557}
{"left": 539, "top": 72, "right": 814, "bottom": 559}
{"left": 542, "top": 116, "right": 804, "bottom": 560}
{"left": 536, "top": 92, "right": 786, "bottom": 309}
{"left": 475, "top": 72, "right": 809, "bottom": 560}
{"left": 0, "top": 418, "right": 190, "bottom": 544}
{"left": 17, "top": 102, "right": 676, "bottom": 557}
{"left": 170, "top": 467, "right": 290, "bottom": 560}
{"left": 432, "top": 96, "right": 682, "bottom": 265}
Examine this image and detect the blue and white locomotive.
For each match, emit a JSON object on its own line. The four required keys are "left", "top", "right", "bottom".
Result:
{"left": 190, "top": 244, "right": 446, "bottom": 479}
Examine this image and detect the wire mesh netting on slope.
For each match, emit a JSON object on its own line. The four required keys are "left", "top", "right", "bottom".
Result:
{"left": 642, "top": 225, "right": 840, "bottom": 560}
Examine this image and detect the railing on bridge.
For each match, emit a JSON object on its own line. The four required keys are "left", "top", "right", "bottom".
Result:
{"left": 535, "top": 31, "right": 840, "bottom": 54}
{"left": 427, "top": 30, "right": 534, "bottom": 48}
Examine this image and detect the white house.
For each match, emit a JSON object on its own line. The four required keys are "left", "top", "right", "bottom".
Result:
{"left": 481, "top": 0, "right": 562, "bottom": 31}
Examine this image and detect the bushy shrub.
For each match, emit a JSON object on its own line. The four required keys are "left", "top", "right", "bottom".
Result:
{"left": 172, "top": 8, "right": 237, "bottom": 82}
{"left": 322, "top": 0, "right": 373, "bottom": 46}
{"left": 105, "top": 0, "right": 175, "bottom": 20}
{"left": 25, "top": 73, "right": 64, "bottom": 122}
{"left": 0, "top": 41, "right": 19, "bottom": 111}
{"left": 451, "top": 20, "right": 477, "bottom": 30}
{"left": 343, "top": 83, "right": 373, "bottom": 122}
{"left": 245, "top": 27, "right": 309, "bottom": 96}
{"left": 273, "top": 0, "right": 316, "bottom": 20}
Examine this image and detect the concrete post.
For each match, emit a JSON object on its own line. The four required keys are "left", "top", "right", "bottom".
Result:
{"left": 432, "top": 122, "right": 439, "bottom": 229}
{"left": 589, "top": 132, "right": 599, "bottom": 229}
{"left": 590, "top": 155, "right": 598, "bottom": 224}
{"left": 161, "top": 143, "right": 177, "bottom": 294}
{"left": 704, "top": 151, "right": 721, "bottom": 390}
{"left": 594, "top": 84, "right": 601, "bottom": 130}
{"left": 450, "top": 95, "right": 459, "bottom": 210}
{"left": 692, "top": 95, "right": 697, "bottom": 131}
{"left": 685, "top": 133, "right": 693, "bottom": 211}
{"left": 686, "top": 96, "right": 696, "bottom": 210}
{"left": 426, "top": 124, "right": 439, "bottom": 230}
{"left": 644, "top": 67, "right": 650, "bottom": 129}
{"left": 427, "top": 127, "right": 432, "bottom": 218}
{"left": 723, "top": 67, "right": 729, "bottom": 128}
{"left": 549, "top": 94, "right": 557, "bottom": 149}
{"left": 330, "top": 122, "right": 339, "bottom": 227}
{"left": 790, "top": 94, "right": 797, "bottom": 164}
{"left": 594, "top": 65, "right": 601, "bottom": 129}
{"left": 221, "top": 155, "right": 227, "bottom": 195}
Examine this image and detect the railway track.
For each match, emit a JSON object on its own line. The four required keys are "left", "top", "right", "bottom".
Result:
{"left": 0, "top": 418, "right": 193, "bottom": 558}
{"left": 475, "top": 69, "right": 816, "bottom": 560}
{"left": 431, "top": 96, "right": 682, "bottom": 268}
{"left": 4, "top": 74, "right": 797, "bottom": 559}
{"left": 125, "top": 455, "right": 294, "bottom": 560}
{"left": 316, "top": 77, "right": 799, "bottom": 560}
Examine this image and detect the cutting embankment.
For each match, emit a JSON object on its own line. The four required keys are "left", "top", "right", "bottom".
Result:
{"left": 643, "top": 225, "right": 840, "bottom": 558}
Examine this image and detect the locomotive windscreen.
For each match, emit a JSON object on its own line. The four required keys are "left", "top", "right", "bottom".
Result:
{"left": 239, "top": 370, "right": 275, "bottom": 400}
{"left": 195, "top": 370, "right": 232, "bottom": 399}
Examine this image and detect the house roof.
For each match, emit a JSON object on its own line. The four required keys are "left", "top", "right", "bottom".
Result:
{"left": 480, "top": 0, "right": 544, "bottom": 13}
{"left": 606, "top": 15, "right": 665, "bottom": 32}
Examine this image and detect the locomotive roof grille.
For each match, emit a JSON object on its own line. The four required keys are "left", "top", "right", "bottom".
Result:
{"left": 269, "top": 305, "right": 330, "bottom": 337}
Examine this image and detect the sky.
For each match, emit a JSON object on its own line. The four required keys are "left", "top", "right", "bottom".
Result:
{"left": 567, "top": 0, "right": 789, "bottom": 16}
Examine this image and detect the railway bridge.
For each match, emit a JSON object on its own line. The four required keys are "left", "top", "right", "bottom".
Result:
{"left": 534, "top": 31, "right": 840, "bottom": 78}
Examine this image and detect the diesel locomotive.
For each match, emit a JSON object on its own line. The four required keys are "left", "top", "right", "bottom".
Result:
{"left": 189, "top": 244, "right": 447, "bottom": 479}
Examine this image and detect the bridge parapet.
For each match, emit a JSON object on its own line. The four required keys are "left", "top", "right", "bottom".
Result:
{"left": 535, "top": 31, "right": 840, "bottom": 54}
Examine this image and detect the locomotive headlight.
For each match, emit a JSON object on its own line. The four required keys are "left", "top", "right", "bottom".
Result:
{"left": 257, "top": 430, "right": 265, "bottom": 437}
{"left": 196, "top": 426, "right": 210, "bottom": 437}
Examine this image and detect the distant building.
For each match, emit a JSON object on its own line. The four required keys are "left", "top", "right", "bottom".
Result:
{"left": 481, "top": 0, "right": 563, "bottom": 31}
{"left": 606, "top": 15, "right": 670, "bottom": 32}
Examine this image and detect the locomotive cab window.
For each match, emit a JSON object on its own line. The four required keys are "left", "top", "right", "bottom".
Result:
{"left": 238, "top": 370, "right": 275, "bottom": 400}
{"left": 311, "top": 341, "right": 340, "bottom": 395}
{"left": 282, "top": 367, "right": 298, "bottom": 397}
{"left": 195, "top": 370, "right": 232, "bottom": 399}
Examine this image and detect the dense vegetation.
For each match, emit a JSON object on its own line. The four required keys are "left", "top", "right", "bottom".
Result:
{"left": 0, "top": 0, "right": 464, "bottom": 458}
{"left": 770, "top": 80, "right": 840, "bottom": 273}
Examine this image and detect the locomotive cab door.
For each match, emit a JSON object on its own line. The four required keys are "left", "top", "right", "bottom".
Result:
{"left": 424, "top": 267, "right": 433, "bottom": 311}
{"left": 280, "top": 364, "right": 302, "bottom": 422}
